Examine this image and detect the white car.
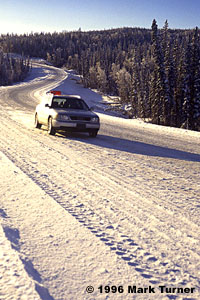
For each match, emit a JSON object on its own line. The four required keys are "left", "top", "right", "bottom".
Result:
{"left": 34, "top": 92, "right": 100, "bottom": 137}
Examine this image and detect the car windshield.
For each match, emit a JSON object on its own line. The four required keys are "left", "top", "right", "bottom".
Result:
{"left": 51, "top": 97, "right": 89, "bottom": 110}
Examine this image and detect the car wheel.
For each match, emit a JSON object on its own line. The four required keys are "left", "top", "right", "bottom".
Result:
{"left": 89, "top": 130, "right": 98, "bottom": 137}
{"left": 48, "top": 117, "right": 56, "bottom": 135}
{"left": 35, "top": 114, "right": 41, "bottom": 129}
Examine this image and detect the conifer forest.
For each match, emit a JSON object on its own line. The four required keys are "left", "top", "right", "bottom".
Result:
{"left": 0, "top": 19, "right": 200, "bottom": 130}
{"left": 0, "top": 50, "right": 30, "bottom": 86}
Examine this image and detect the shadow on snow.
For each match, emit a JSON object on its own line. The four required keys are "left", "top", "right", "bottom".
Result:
{"left": 58, "top": 132, "right": 200, "bottom": 163}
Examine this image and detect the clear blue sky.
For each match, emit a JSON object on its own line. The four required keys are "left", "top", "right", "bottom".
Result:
{"left": 0, "top": 0, "right": 200, "bottom": 34}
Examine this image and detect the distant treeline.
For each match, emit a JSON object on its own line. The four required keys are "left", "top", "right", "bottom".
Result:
{"left": 1, "top": 19, "right": 200, "bottom": 130}
{"left": 0, "top": 49, "right": 30, "bottom": 86}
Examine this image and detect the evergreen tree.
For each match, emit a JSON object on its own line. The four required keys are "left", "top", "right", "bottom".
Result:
{"left": 150, "top": 19, "right": 167, "bottom": 125}
{"left": 183, "top": 27, "right": 200, "bottom": 130}
{"left": 193, "top": 29, "right": 200, "bottom": 130}
{"left": 162, "top": 20, "right": 175, "bottom": 125}
{"left": 172, "top": 40, "right": 185, "bottom": 127}
{"left": 139, "top": 57, "right": 150, "bottom": 119}
{"left": 130, "top": 51, "right": 140, "bottom": 117}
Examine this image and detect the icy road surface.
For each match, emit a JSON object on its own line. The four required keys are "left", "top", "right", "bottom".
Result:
{"left": 0, "top": 63, "right": 200, "bottom": 300}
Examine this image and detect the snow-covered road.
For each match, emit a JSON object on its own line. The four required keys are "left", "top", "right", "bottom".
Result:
{"left": 0, "top": 63, "right": 200, "bottom": 300}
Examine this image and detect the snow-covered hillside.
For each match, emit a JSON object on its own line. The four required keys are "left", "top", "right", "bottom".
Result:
{"left": 0, "top": 63, "right": 199, "bottom": 300}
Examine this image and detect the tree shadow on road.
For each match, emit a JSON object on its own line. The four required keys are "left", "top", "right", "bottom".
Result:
{"left": 59, "top": 132, "right": 200, "bottom": 163}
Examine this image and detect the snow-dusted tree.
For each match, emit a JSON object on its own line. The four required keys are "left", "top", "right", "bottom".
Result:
{"left": 193, "top": 75, "right": 200, "bottom": 130}
{"left": 46, "top": 52, "right": 52, "bottom": 64}
{"left": 172, "top": 40, "right": 185, "bottom": 127}
{"left": 0, "top": 50, "right": 7, "bottom": 85}
{"left": 138, "top": 57, "right": 150, "bottom": 119}
{"left": 130, "top": 51, "right": 140, "bottom": 117}
{"left": 109, "top": 63, "right": 120, "bottom": 94}
{"left": 87, "top": 63, "right": 108, "bottom": 92}
{"left": 96, "top": 63, "right": 108, "bottom": 92}
{"left": 150, "top": 19, "right": 167, "bottom": 125}
{"left": 162, "top": 20, "right": 175, "bottom": 126}
{"left": 115, "top": 67, "right": 132, "bottom": 103}
{"left": 182, "top": 27, "right": 200, "bottom": 130}
{"left": 6, "top": 54, "right": 15, "bottom": 84}
{"left": 88, "top": 66, "right": 98, "bottom": 89}
{"left": 193, "top": 32, "right": 200, "bottom": 130}
{"left": 0, "top": 48, "right": 29, "bottom": 86}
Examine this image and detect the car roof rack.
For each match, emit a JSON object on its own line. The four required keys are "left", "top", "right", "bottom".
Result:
{"left": 53, "top": 94, "right": 82, "bottom": 99}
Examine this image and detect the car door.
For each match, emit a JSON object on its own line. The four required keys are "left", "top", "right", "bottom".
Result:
{"left": 39, "top": 97, "right": 52, "bottom": 125}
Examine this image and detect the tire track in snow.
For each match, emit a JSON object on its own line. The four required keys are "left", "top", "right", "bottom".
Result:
{"left": 0, "top": 147, "right": 188, "bottom": 291}
{"left": 1, "top": 146, "right": 200, "bottom": 298}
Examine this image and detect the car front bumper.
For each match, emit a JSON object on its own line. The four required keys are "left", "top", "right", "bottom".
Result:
{"left": 52, "top": 120, "right": 100, "bottom": 131}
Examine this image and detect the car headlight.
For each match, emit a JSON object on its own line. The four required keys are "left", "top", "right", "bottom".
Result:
{"left": 91, "top": 117, "right": 99, "bottom": 123}
{"left": 56, "top": 114, "right": 71, "bottom": 121}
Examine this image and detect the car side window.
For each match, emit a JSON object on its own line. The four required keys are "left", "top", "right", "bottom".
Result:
{"left": 52, "top": 101, "right": 59, "bottom": 108}
{"left": 52, "top": 97, "right": 65, "bottom": 108}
